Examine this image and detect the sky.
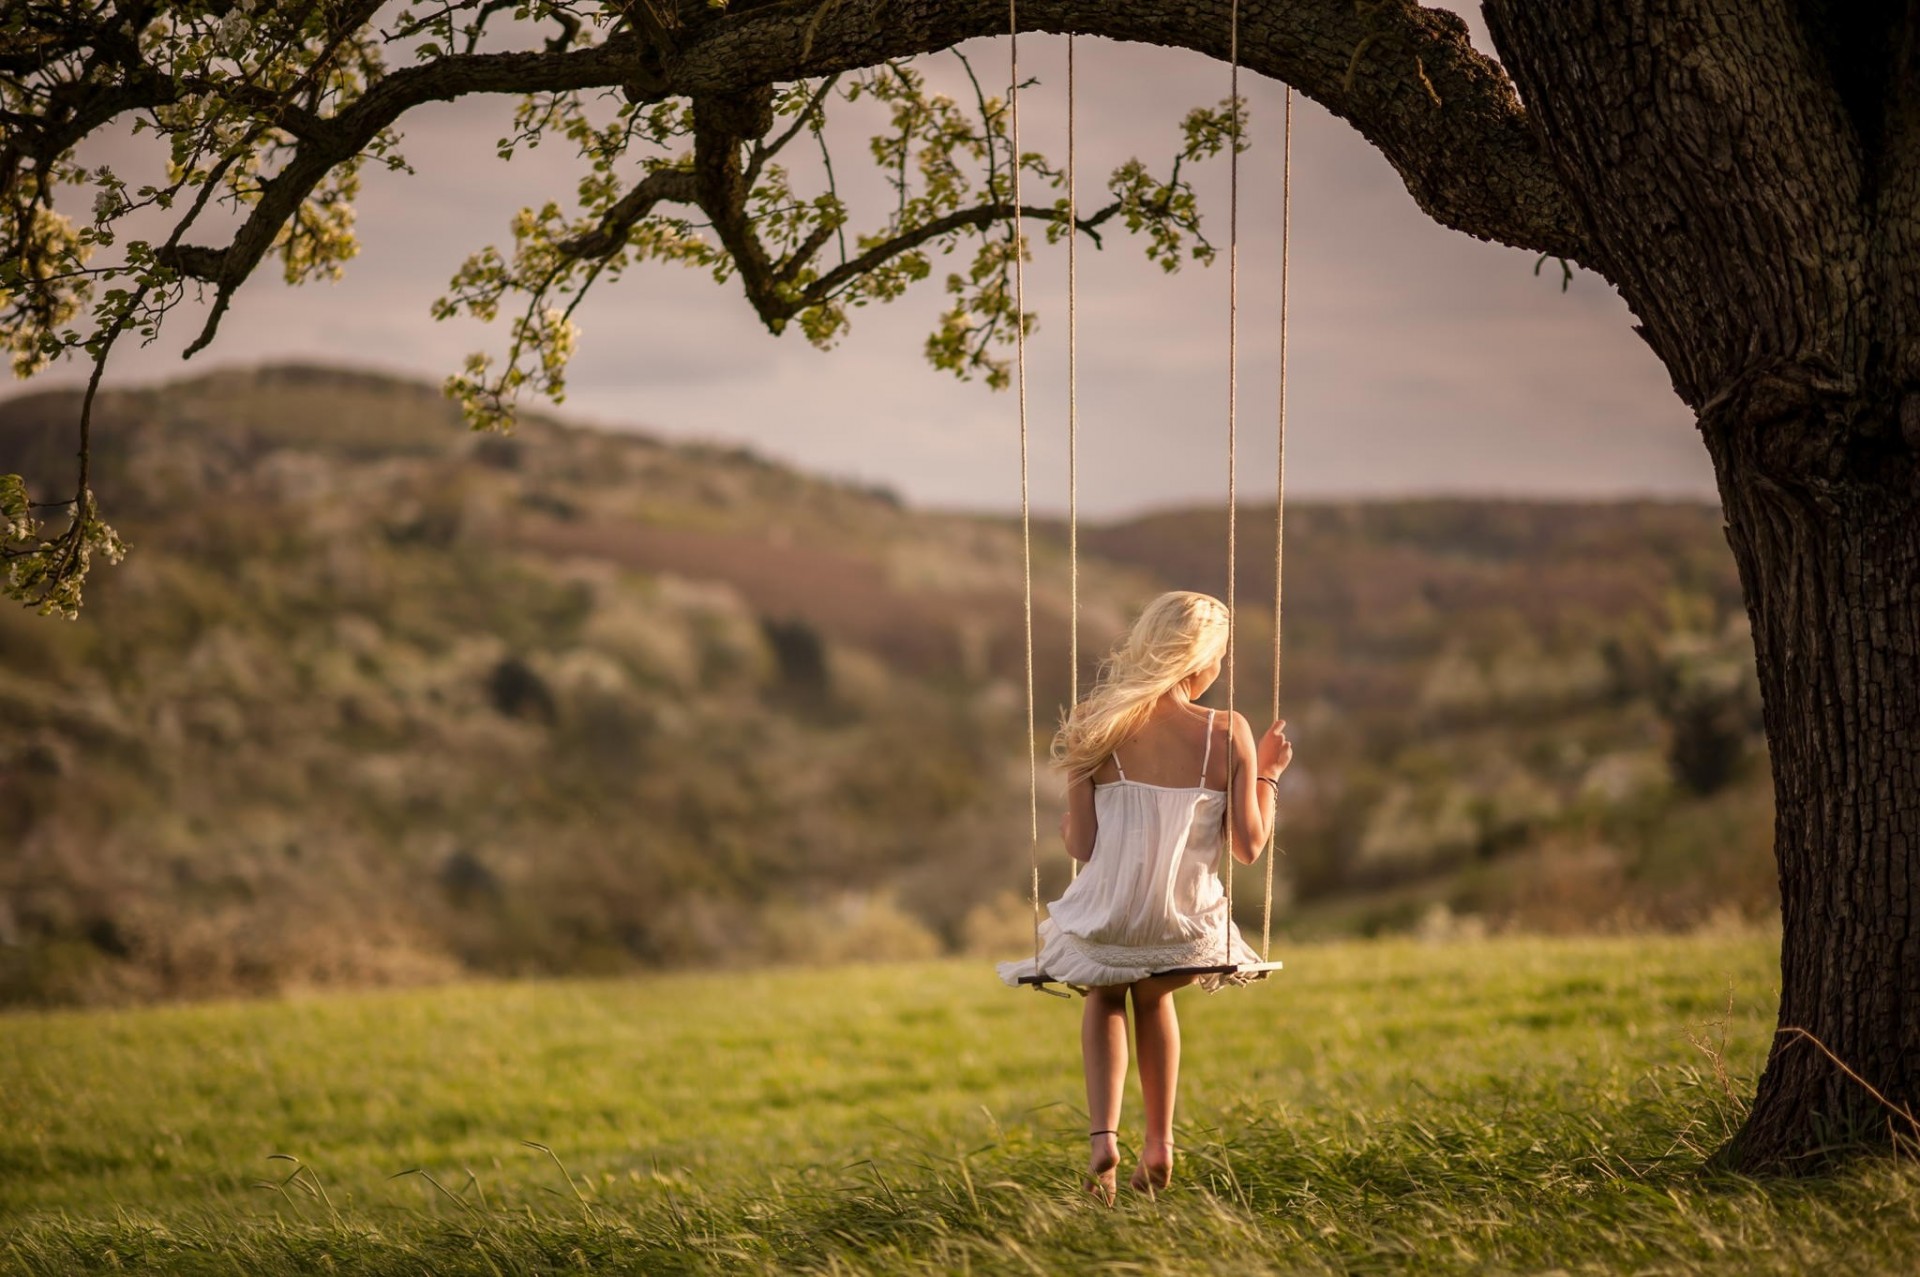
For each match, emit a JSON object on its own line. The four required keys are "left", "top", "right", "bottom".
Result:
{"left": 35, "top": 4, "right": 1715, "bottom": 519}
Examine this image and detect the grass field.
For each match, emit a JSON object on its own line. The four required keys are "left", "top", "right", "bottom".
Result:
{"left": 5, "top": 932, "right": 1918, "bottom": 1274}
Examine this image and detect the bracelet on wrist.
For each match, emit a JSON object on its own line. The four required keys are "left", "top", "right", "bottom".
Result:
{"left": 1256, "top": 774, "right": 1281, "bottom": 791}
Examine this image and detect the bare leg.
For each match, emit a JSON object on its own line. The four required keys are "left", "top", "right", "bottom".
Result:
{"left": 1128, "top": 973, "right": 1195, "bottom": 1194}
{"left": 1081, "top": 984, "right": 1129, "bottom": 1204}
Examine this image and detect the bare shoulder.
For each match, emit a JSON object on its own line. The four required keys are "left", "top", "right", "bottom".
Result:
{"left": 1225, "top": 709, "right": 1256, "bottom": 741}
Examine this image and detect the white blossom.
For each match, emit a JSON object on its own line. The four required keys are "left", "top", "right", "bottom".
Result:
{"left": 92, "top": 189, "right": 119, "bottom": 222}
{"left": 217, "top": 12, "right": 251, "bottom": 56}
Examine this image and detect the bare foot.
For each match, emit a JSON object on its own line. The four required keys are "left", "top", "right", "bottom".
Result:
{"left": 1128, "top": 1144, "right": 1173, "bottom": 1197}
{"left": 1086, "top": 1132, "right": 1119, "bottom": 1206}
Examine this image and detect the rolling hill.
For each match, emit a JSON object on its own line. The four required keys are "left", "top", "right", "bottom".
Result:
{"left": 0, "top": 365, "right": 1772, "bottom": 1004}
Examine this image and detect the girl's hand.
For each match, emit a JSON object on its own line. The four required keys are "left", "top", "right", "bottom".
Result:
{"left": 1256, "top": 719, "right": 1292, "bottom": 778}
{"left": 1059, "top": 810, "right": 1072, "bottom": 845}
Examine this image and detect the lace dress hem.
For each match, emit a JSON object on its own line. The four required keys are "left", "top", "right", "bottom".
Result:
{"left": 997, "top": 918, "right": 1267, "bottom": 994}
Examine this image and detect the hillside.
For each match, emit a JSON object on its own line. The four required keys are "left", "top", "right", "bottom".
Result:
{"left": 0, "top": 365, "right": 1772, "bottom": 1004}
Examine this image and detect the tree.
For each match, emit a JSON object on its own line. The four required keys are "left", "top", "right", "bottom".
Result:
{"left": 2, "top": 0, "right": 1914, "bottom": 1173}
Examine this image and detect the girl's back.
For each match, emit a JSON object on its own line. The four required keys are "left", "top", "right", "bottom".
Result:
{"left": 1048, "top": 704, "right": 1233, "bottom": 958}
{"left": 998, "top": 588, "right": 1276, "bottom": 994}
{"left": 1088, "top": 703, "right": 1230, "bottom": 792}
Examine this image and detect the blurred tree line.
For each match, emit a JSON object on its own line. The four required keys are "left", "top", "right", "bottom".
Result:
{"left": 0, "top": 366, "right": 1772, "bottom": 1005}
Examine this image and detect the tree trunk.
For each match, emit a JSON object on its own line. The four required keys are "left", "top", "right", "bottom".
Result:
{"left": 1482, "top": 0, "right": 1920, "bottom": 1169}
{"left": 1702, "top": 393, "right": 1920, "bottom": 1170}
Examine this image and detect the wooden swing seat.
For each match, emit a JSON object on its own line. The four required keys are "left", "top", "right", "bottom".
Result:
{"left": 1015, "top": 959, "right": 1284, "bottom": 993}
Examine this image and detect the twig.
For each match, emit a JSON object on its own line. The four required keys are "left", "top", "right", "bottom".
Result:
{"left": 1776, "top": 1026, "right": 1920, "bottom": 1151}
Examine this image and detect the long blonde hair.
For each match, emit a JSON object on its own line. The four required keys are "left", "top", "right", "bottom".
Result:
{"left": 1053, "top": 591, "right": 1230, "bottom": 784}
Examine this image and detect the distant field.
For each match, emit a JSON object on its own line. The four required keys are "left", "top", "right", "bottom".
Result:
{"left": 6, "top": 934, "right": 1918, "bottom": 1274}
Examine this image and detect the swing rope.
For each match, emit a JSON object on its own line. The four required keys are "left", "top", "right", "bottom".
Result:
{"left": 1264, "top": 85, "right": 1293, "bottom": 963}
{"left": 1221, "top": 0, "right": 1241, "bottom": 962}
{"left": 1067, "top": 32, "right": 1080, "bottom": 882}
{"left": 1012, "top": 6, "right": 1291, "bottom": 988}
{"left": 1010, "top": 0, "right": 1040, "bottom": 972}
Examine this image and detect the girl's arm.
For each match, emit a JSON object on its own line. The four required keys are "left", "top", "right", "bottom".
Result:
{"left": 1061, "top": 773, "right": 1098, "bottom": 862}
{"left": 1228, "top": 713, "right": 1292, "bottom": 864}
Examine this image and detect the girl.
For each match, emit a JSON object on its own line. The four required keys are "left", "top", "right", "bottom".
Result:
{"left": 998, "top": 590, "right": 1292, "bottom": 1202}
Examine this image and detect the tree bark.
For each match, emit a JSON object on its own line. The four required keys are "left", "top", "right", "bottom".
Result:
{"left": 1704, "top": 389, "right": 1920, "bottom": 1169}
{"left": 1485, "top": 0, "right": 1920, "bottom": 1170}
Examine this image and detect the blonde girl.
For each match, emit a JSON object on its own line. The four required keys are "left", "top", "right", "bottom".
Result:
{"left": 999, "top": 590, "right": 1291, "bottom": 1201}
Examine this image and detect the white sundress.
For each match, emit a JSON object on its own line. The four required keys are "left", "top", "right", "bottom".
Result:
{"left": 998, "top": 709, "right": 1266, "bottom": 993}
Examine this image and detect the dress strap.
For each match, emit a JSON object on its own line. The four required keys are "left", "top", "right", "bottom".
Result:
{"left": 1200, "top": 709, "right": 1217, "bottom": 785}
{"left": 1112, "top": 749, "right": 1127, "bottom": 780}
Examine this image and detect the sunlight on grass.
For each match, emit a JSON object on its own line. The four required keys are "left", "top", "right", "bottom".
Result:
{"left": 6, "top": 933, "right": 1919, "bottom": 1273}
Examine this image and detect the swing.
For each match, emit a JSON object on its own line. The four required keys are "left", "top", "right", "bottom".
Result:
{"left": 1007, "top": 1, "right": 1292, "bottom": 994}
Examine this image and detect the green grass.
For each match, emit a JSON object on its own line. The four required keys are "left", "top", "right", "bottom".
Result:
{"left": 5, "top": 933, "right": 1917, "bottom": 1274}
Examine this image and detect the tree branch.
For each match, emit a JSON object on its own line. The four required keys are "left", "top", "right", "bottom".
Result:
{"left": 1485, "top": 0, "right": 1866, "bottom": 410}
{"left": 794, "top": 198, "right": 1121, "bottom": 309}
{"left": 159, "top": 31, "right": 646, "bottom": 350}
{"left": 1870, "top": 8, "right": 1920, "bottom": 397}
{"left": 676, "top": 78, "right": 1126, "bottom": 332}
{"left": 689, "top": 88, "right": 788, "bottom": 325}
{"left": 663, "top": 0, "right": 1590, "bottom": 264}
{"left": 151, "top": 0, "right": 1588, "bottom": 334}
{"left": 556, "top": 166, "right": 700, "bottom": 258}
{"left": 745, "top": 72, "right": 839, "bottom": 189}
